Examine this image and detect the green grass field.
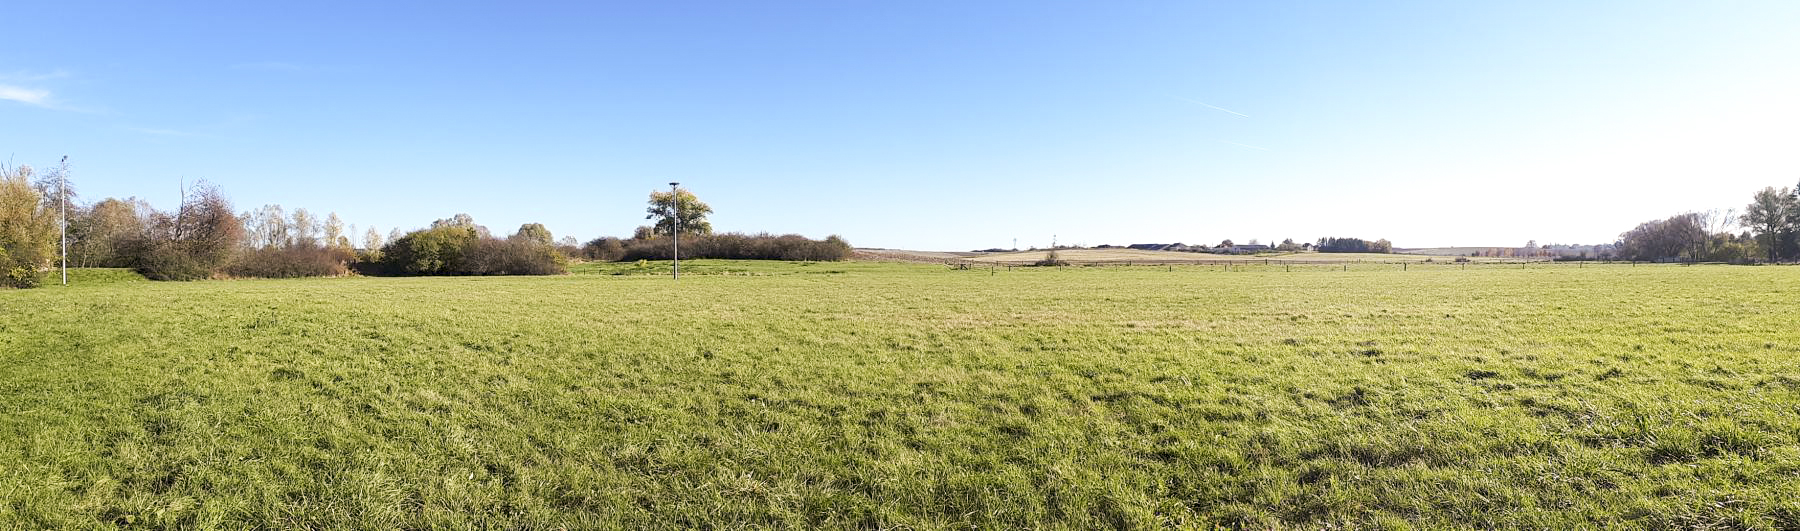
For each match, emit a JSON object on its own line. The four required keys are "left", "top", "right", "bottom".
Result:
{"left": 3, "top": 263, "right": 1799, "bottom": 528}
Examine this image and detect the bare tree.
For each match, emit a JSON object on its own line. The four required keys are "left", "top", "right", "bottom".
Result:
{"left": 291, "top": 208, "right": 319, "bottom": 248}
{"left": 364, "top": 226, "right": 384, "bottom": 251}
{"left": 324, "top": 212, "right": 347, "bottom": 249}
{"left": 246, "top": 204, "right": 290, "bottom": 249}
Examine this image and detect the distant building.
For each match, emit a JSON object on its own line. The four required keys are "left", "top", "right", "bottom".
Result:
{"left": 1127, "top": 243, "right": 1200, "bottom": 252}
{"left": 1221, "top": 244, "right": 1271, "bottom": 254}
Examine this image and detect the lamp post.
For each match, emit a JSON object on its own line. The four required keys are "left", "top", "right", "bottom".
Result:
{"left": 59, "top": 156, "right": 68, "bottom": 286}
{"left": 669, "top": 182, "right": 680, "bottom": 280}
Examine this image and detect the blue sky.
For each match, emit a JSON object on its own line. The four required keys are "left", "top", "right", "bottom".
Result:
{"left": 4, "top": 1, "right": 1798, "bottom": 250}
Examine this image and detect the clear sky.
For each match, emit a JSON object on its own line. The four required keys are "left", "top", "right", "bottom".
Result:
{"left": 4, "top": 1, "right": 1798, "bottom": 250}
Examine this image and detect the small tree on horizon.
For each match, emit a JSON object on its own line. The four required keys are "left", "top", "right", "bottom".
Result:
{"left": 1741, "top": 186, "right": 1794, "bottom": 263}
{"left": 512, "top": 223, "right": 554, "bottom": 245}
{"left": 645, "top": 188, "right": 713, "bottom": 236}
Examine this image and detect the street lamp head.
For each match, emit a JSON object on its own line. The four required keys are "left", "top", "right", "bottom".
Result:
{"left": 669, "top": 182, "right": 680, "bottom": 187}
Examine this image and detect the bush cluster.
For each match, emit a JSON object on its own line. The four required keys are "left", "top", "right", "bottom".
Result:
{"left": 1, "top": 166, "right": 59, "bottom": 288}
{"left": 579, "top": 237, "right": 627, "bottom": 261}
{"left": 374, "top": 225, "right": 567, "bottom": 276}
{"left": 616, "top": 233, "right": 850, "bottom": 262}
{"left": 223, "top": 245, "right": 353, "bottom": 278}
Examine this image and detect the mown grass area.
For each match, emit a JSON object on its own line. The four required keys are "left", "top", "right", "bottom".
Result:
{"left": 568, "top": 258, "right": 896, "bottom": 277}
{"left": 31, "top": 268, "right": 149, "bottom": 288}
{"left": 2, "top": 263, "right": 1798, "bottom": 528}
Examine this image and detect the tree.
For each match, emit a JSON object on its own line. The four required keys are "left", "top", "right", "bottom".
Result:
{"left": 76, "top": 198, "right": 150, "bottom": 267}
{"left": 364, "top": 226, "right": 384, "bottom": 251}
{"left": 123, "top": 181, "right": 246, "bottom": 280}
{"left": 1619, "top": 213, "right": 1706, "bottom": 261}
{"left": 1740, "top": 187, "right": 1794, "bottom": 263}
{"left": 1316, "top": 237, "right": 1382, "bottom": 253}
{"left": 174, "top": 182, "right": 246, "bottom": 270}
{"left": 324, "top": 212, "right": 347, "bottom": 249}
{"left": 1218, "top": 239, "right": 1234, "bottom": 248}
{"left": 291, "top": 208, "right": 319, "bottom": 248}
{"left": 645, "top": 188, "right": 713, "bottom": 236}
{"left": 431, "top": 213, "right": 490, "bottom": 238}
{"left": 0, "top": 164, "right": 58, "bottom": 287}
{"left": 512, "top": 223, "right": 553, "bottom": 245}
{"left": 245, "top": 204, "right": 289, "bottom": 249}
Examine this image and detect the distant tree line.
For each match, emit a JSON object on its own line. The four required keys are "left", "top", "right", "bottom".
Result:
{"left": 1315, "top": 237, "right": 1393, "bottom": 253}
{"left": 0, "top": 165, "right": 848, "bottom": 287}
{"left": 579, "top": 233, "right": 852, "bottom": 262}
{"left": 570, "top": 189, "right": 851, "bottom": 262}
{"left": 1616, "top": 183, "right": 1798, "bottom": 262}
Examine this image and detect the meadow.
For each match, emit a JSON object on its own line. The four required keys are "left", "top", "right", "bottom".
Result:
{"left": 954, "top": 248, "right": 1530, "bottom": 265}
{"left": 2, "top": 262, "right": 1798, "bottom": 528}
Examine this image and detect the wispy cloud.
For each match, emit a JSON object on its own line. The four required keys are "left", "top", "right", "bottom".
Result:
{"left": 1178, "top": 97, "right": 1249, "bottom": 118}
{"left": 0, "top": 70, "right": 95, "bottom": 112}
{"left": 2, "top": 69, "right": 71, "bottom": 82}
{"left": 0, "top": 84, "right": 53, "bottom": 107}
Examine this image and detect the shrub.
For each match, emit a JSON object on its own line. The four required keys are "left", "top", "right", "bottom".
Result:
{"left": 464, "top": 238, "right": 568, "bottom": 275}
{"left": 1034, "top": 249, "right": 1069, "bottom": 267}
{"left": 379, "top": 225, "right": 479, "bottom": 275}
{"left": 0, "top": 165, "right": 57, "bottom": 288}
{"left": 119, "top": 182, "right": 246, "bottom": 281}
{"left": 223, "top": 245, "right": 352, "bottom": 278}
{"left": 2, "top": 249, "right": 43, "bottom": 288}
{"left": 375, "top": 220, "right": 566, "bottom": 276}
{"left": 121, "top": 238, "right": 212, "bottom": 281}
{"left": 582, "top": 237, "right": 626, "bottom": 261}
{"left": 617, "top": 233, "right": 851, "bottom": 262}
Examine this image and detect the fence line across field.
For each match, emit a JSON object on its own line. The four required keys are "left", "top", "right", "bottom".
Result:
{"left": 941, "top": 257, "right": 1710, "bottom": 270}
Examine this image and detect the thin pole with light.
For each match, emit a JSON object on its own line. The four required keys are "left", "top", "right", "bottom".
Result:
{"left": 669, "top": 182, "right": 680, "bottom": 280}
{"left": 59, "top": 155, "right": 68, "bottom": 286}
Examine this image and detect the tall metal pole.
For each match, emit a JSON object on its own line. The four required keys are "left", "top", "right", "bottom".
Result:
{"left": 59, "top": 156, "right": 68, "bottom": 286}
{"left": 669, "top": 182, "right": 680, "bottom": 280}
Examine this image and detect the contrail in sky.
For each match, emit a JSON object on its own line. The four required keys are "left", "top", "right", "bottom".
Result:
{"left": 1178, "top": 97, "right": 1249, "bottom": 117}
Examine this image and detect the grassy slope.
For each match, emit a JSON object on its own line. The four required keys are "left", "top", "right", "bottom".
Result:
{"left": 25, "top": 268, "right": 148, "bottom": 288}
{"left": 2, "top": 263, "right": 1798, "bottom": 528}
